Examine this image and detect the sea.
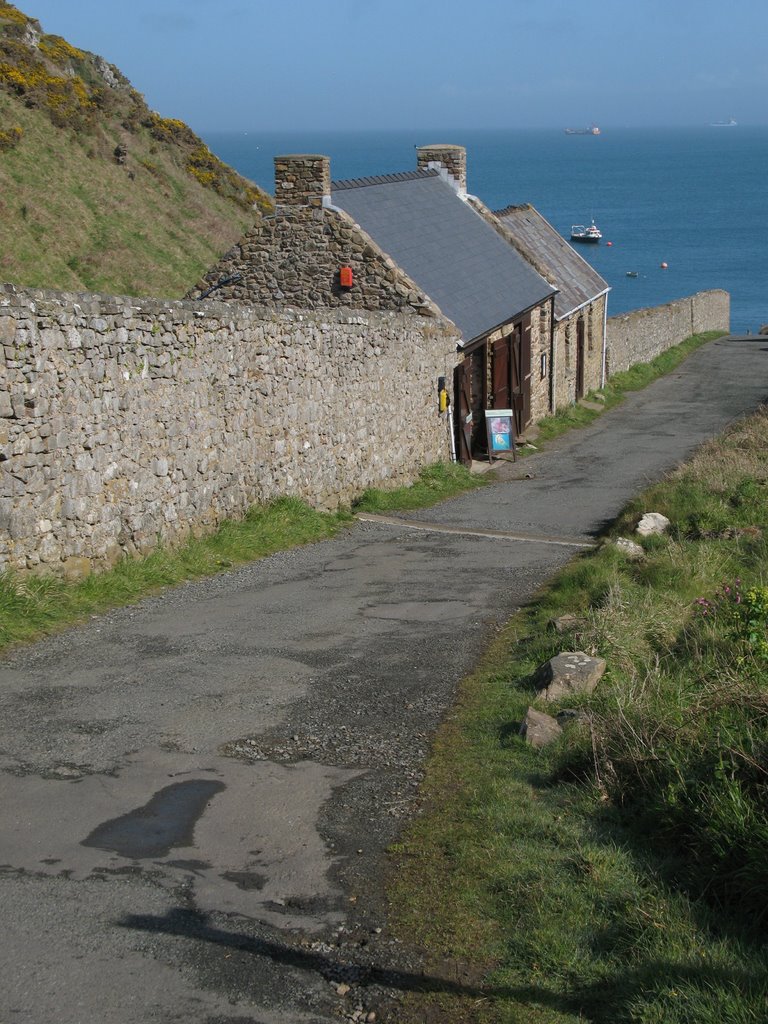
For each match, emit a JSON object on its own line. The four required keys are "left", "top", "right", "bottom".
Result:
{"left": 200, "top": 127, "right": 768, "bottom": 334}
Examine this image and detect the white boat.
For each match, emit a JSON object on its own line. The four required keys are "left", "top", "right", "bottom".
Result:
{"left": 570, "top": 220, "right": 602, "bottom": 243}
{"left": 565, "top": 124, "right": 601, "bottom": 135}
{"left": 710, "top": 117, "right": 737, "bottom": 127}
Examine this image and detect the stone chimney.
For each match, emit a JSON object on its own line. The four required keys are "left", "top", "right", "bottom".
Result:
{"left": 273, "top": 154, "right": 331, "bottom": 208}
{"left": 416, "top": 144, "right": 467, "bottom": 193}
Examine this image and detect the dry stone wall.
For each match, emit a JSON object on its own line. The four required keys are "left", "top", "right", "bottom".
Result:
{"left": 606, "top": 290, "right": 729, "bottom": 375}
{"left": 0, "top": 284, "right": 458, "bottom": 575}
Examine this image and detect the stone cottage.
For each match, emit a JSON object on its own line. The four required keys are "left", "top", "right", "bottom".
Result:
{"left": 494, "top": 204, "right": 610, "bottom": 408}
{"left": 190, "top": 145, "right": 558, "bottom": 464}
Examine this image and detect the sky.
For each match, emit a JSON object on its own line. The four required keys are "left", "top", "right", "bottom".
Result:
{"left": 19, "top": 0, "right": 768, "bottom": 133}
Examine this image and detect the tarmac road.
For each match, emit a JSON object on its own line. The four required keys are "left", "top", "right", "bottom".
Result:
{"left": 1, "top": 334, "right": 766, "bottom": 1024}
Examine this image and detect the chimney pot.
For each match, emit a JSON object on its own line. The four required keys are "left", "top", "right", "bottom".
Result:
{"left": 274, "top": 154, "right": 331, "bottom": 207}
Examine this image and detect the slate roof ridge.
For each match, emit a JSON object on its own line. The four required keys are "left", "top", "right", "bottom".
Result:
{"left": 331, "top": 168, "right": 439, "bottom": 191}
{"left": 494, "top": 202, "right": 532, "bottom": 218}
{"left": 493, "top": 202, "right": 610, "bottom": 320}
{"left": 494, "top": 201, "right": 611, "bottom": 283}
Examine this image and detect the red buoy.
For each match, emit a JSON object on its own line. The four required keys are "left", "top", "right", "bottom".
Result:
{"left": 660, "top": 261, "right": 668, "bottom": 269}
{"left": 606, "top": 241, "right": 613, "bottom": 247}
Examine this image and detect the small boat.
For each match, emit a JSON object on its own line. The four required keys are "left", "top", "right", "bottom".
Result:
{"left": 626, "top": 271, "right": 638, "bottom": 278}
{"left": 564, "top": 124, "right": 601, "bottom": 135}
{"left": 710, "top": 117, "right": 737, "bottom": 127}
{"left": 570, "top": 220, "right": 602, "bottom": 243}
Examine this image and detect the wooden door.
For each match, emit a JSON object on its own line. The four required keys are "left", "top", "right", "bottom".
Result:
{"left": 492, "top": 337, "right": 510, "bottom": 408}
{"left": 491, "top": 321, "right": 533, "bottom": 437}
{"left": 454, "top": 361, "right": 473, "bottom": 465}
{"left": 509, "top": 324, "right": 531, "bottom": 437}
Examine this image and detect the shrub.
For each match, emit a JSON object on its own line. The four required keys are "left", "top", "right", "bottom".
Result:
{"left": 39, "top": 34, "right": 85, "bottom": 67}
{"left": 0, "top": 122, "right": 21, "bottom": 149}
{"left": 697, "top": 579, "right": 768, "bottom": 661}
{"left": 0, "top": 2, "right": 29, "bottom": 28}
{"left": 0, "top": 37, "right": 96, "bottom": 131}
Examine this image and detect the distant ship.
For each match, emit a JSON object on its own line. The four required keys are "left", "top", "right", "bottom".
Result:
{"left": 710, "top": 117, "right": 737, "bottom": 127}
{"left": 565, "top": 124, "right": 601, "bottom": 135}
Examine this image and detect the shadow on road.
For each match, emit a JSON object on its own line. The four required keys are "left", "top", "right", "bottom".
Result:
{"left": 120, "top": 908, "right": 767, "bottom": 1021}
{"left": 119, "top": 907, "right": 488, "bottom": 998}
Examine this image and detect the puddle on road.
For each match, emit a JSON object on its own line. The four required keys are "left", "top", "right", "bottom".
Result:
{"left": 82, "top": 779, "right": 226, "bottom": 858}
{"left": 5, "top": 751, "right": 363, "bottom": 931}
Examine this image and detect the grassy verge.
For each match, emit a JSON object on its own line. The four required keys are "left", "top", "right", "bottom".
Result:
{"left": 0, "top": 497, "right": 350, "bottom": 651}
{"left": 387, "top": 405, "right": 768, "bottom": 1024}
{"left": 535, "top": 331, "right": 724, "bottom": 445}
{"left": 353, "top": 462, "right": 488, "bottom": 514}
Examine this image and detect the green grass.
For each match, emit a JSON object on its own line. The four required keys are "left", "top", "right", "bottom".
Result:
{"left": 0, "top": 89, "right": 258, "bottom": 298}
{"left": 0, "top": 498, "right": 351, "bottom": 651}
{"left": 386, "top": 406, "right": 768, "bottom": 1024}
{"left": 535, "top": 331, "right": 724, "bottom": 445}
{"left": 353, "top": 461, "right": 488, "bottom": 514}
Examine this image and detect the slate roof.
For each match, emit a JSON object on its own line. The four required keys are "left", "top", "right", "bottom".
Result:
{"left": 494, "top": 204, "right": 610, "bottom": 321}
{"left": 330, "top": 170, "right": 556, "bottom": 346}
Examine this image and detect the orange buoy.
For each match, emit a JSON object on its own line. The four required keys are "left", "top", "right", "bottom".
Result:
{"left": 660, "top": 261, "right": 668, "bottom": 269}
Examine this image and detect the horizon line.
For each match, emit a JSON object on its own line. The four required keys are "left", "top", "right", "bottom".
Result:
{"left": 197, "top": 122, "right": 765, "bottom": 135}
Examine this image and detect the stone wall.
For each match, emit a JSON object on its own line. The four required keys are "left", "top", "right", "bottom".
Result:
{"left": 530, "top": 301, "right": 553, "bottom": 424}
{"left": 0, "top": 284, "right": 459, "bottom": 575}
{"left": 187, "top": 205, "right": 442, "bottom": 316}
{"left": 606, "top": 290, "right": 729, "bottom": 375}
{"left": 553, "top": 294, "right": 607, "bottom": 409}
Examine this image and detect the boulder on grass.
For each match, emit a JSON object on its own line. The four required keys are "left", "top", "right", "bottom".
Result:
{"left": 534, "top": 651, "right": 607, "bottom": 702}
{"left": 520, "top": 707, "right": 563, "bottom": 748}
{"left": 636, "top": 512, "right": 671, "bottom": 536}
{"left": 613, "top": 537, "right": 645, "bottom": 560}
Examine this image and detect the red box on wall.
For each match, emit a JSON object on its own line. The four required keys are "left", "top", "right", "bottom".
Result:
{"left": 339, "top": 266, "right": 354, "bottom": 288}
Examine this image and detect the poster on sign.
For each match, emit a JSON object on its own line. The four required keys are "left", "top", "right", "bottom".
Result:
{"left": 484, "top": 409, "right": 517, "bottom": 464}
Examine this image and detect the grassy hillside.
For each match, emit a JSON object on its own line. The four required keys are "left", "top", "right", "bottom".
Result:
{"left": 0, "top": 1, "right": 271, "bottom": 298}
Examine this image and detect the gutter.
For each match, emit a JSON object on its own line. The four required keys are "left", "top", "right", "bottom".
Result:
{"left": 549, "top": 293, "right": 557, "bottom": 414}
{"left": 556, "top": 286, "right": 611, "bottom": 322}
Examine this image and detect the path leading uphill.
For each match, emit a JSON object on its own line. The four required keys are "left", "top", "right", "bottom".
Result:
{"left": 1, "top": 335, "right": 766, "bottom": 1024}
